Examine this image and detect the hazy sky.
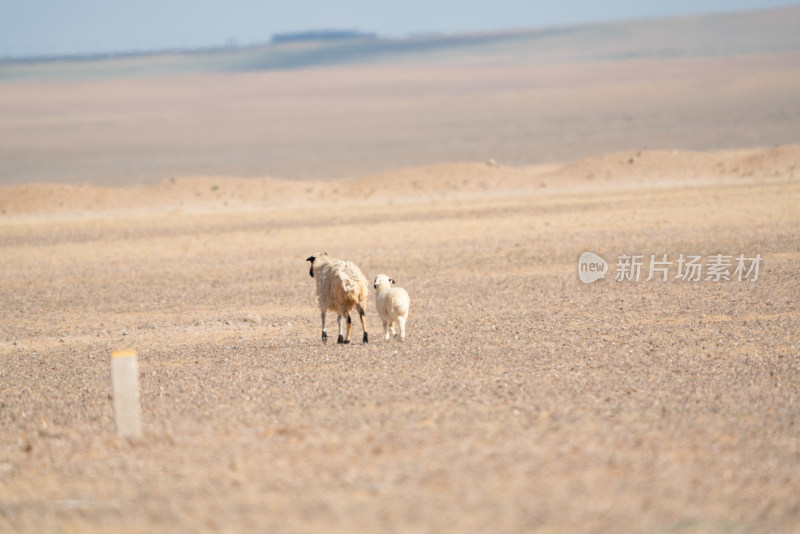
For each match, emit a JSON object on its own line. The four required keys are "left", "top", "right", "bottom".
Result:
{"left": 1, "top": 0, "right": 798, "bottom": 58}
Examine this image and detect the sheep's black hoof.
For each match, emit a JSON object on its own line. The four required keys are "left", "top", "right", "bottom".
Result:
{"left": 337, "top": 335, "right": 345, "bottom": 344}
{"left": 322, "top": 332, "right": 328, "bottom": 343}
{"left": 393, "top": 334, "right": 398, "bottom": 340}
{"left": 363, "top": 333, "right": 369, "bottom": 343}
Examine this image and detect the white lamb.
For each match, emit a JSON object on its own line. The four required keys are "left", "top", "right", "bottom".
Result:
{"left": 306, "top": 252, "right": 369, "bottom": 344}
{"left": 373, "top": 274, "right": 410, "bottom": 342}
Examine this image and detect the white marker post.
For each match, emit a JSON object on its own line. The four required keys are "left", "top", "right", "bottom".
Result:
{"left": 111, "top": 349, "right": 142, "bottom": 438}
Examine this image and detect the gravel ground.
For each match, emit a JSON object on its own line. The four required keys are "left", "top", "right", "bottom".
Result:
{"left": 1, "top": 163, "right": 799, "bottom": 533}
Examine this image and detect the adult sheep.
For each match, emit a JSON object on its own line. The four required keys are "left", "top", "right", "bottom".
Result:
{"left": 306, "top": 252, "right": 369, "bottom": 344}
{"left": 373, "top": 274, "right": 410, "bottom": 342}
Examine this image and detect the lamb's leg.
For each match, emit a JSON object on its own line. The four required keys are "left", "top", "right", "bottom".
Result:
{"left": 397, "top": 315, "right": 407, "bottom": 342}
{"left": 358, "top": 303, "right": 368, "bottom": 343}
{"left": 321, "top": 310, "right": 328, "bottom": 342}
{"left": 383, "top": 320, "right": 390, "bottom": 342}
{"left": 337, "top": 315, "right": 345, "bottom": 344}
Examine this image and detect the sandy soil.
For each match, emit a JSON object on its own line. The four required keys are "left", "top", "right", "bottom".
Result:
{"left": 1, "top": 145, "right": 799, "bottom": 533}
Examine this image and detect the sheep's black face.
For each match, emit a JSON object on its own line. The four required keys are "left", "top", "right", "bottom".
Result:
{"left": 306, "top": 252, "right": 328, "bottom": 278}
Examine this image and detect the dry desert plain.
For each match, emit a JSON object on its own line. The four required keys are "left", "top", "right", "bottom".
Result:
{"left": 1, "top": 146, "right": 799, "bottom": 533}
{"left": 2, "top": 7, "right": 800, "bottom": 533}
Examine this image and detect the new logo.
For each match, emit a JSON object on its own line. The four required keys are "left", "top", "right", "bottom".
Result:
{"left": 578, "top": 252, "right": 608, "bottom": 283}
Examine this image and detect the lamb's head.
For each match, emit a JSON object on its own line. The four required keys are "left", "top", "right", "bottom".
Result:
{"left": 373, "top": 274, "right": 395, "bottom": 291}
{"left": 306, "top": 252, "right": 328, "bottom": 278}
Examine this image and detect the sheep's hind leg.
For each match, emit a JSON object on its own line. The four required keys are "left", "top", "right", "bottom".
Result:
{"left": 321, "top": 310, "right": 328, "bottom": 342}
{"left": 358, "top": 303, "right": 368, "bottom": 343}
{"left": 336, "top": 315, "right": 346, "bottom": 344}
{"left": 343, "top": 313, "right": 352, "bottom": 344}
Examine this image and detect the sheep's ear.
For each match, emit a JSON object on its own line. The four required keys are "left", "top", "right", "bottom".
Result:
{"left": 306, "top": 255, "right": 315, "bottom": 262}
{"left": 390, "top": 278, "right": 395, "bottom": 284}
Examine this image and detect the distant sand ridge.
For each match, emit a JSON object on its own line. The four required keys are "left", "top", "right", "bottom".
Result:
{"left": 1, "top": 145, "right": 797, "bottom": 216}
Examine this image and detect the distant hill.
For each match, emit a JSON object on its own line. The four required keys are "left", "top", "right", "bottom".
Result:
{"left": 271, "top": 30, "right": 378, "bottom": 44}
{"left": 1, "top": 5, "right": 799, "bottom": 82}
